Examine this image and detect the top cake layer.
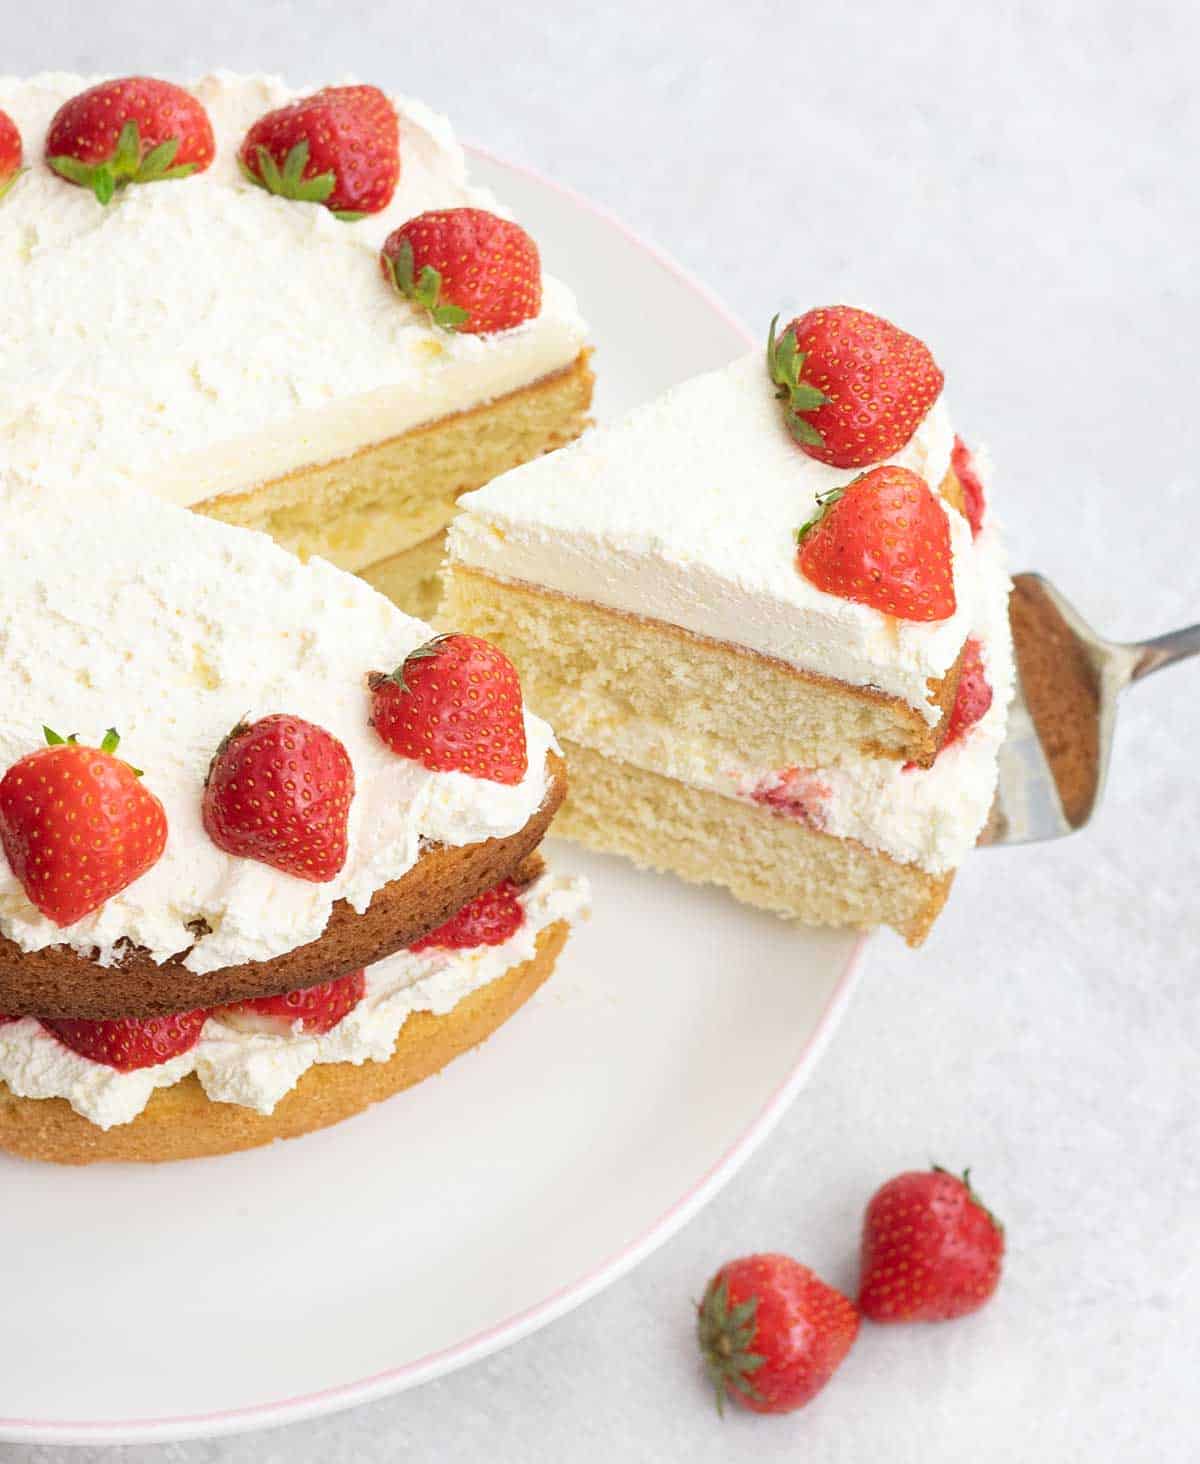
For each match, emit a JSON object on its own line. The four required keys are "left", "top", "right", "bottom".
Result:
{"left": 0, "top": 72, "right": 587, "bottom": 504}
{"left": 449, "top": 352, "right": 974, "bottom": 719}
{"left": 0, "top": 468, "right": 555, "bottom": 975}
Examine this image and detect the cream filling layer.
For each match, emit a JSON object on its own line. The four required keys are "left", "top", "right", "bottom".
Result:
{"left": 0, "top": 72, "right": 587, "bottom": 505}
{"left": 451, "top": 352, "right": 970, "bottom": 717}
{"left": 556, "top": 524, "right": 1013, "bottom": 875}
{"left": 0, "top": 873, "right": 587, "bottom": 1131}
{"left": 0, "top": 470, "right": 555, "bottom": 971}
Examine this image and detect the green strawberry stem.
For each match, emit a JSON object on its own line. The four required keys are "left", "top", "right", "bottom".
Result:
{"left": 767, "top": 314, "right": 828, "bottom": 448}
{"left": 42, "top": 724, "right": 142, "bottom": 773}
{"left": 697, "top": 1278, "right": 766, "bottom": 1416}
{"left": 0, "top": 167, "right": 28, "bottom": 202}
{"left": 242, "top": 141, "right": 336, "bottom": 206}
{"left": 48, "top": 121, "right": 197, "bottom": 205}
{"left": 385, "top": 239, "right": 470, "bottom": 332}
{"left": 933, "top": 1164, "right": 1005, "bottom": 1235}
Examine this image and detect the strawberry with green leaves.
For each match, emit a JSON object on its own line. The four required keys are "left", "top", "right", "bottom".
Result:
{"left": 369, "top": 633, "right": 528, "bottom": 786}
{"left": 859, "top": 1167, "right": 1005, "bottom": 1322}
{"left": 768, "top": 306, "right": 944, "bottom": 468}
{"left": 45, "top": 77, "right": 215, "bottom": 205}
{"left": 239, "top": 85, "right": 399, "bottom": 218}
{"left": 381, "top": 208, "right": 542, "bottom": 334}
{"left": 43, "top": 1010, "right": 208, "bottom": 1072}
{"left": 0, "top": 108, "right": 24, "bottom": 200}
{"left": 0, "top": 727, "right": 167, "bottom": 926}
{"left": 698, "top": 1253, "right": 860, "bottom": 1414}
{"left": 202, "top": 714, "right": 354, "bottom": 882}
{"left": 796, "top": 464, "right": 957, "bottom": 621}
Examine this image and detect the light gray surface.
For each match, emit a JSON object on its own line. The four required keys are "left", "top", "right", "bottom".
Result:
{"left": 2, "top": 0, "right": 1197, "bottom": 1458}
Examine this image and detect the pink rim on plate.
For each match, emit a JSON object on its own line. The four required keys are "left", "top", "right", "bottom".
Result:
{"left": 0, "top": 147, "right": 868, "bottom": 1446}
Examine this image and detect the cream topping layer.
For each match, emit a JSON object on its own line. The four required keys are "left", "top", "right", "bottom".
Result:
{"left": 0, "top": 872, "right": 587, "bottom": 1130}
{"left": 0, "top": 72, "right": 587, "bottom": 505}
{"left": 566, "top": 522, "right": 1012, "bottom": 873}
{"left": 450, "top": 352, "right": 970, "bottom": 717}
{"left": 0, "top": 469, "right": 555, "bottom": 972}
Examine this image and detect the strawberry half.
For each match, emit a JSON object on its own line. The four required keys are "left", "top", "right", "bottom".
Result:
{"left": 0, "top": 108, "right": 24, "bottom": 200}
{"left": 43, "top": 1009, "right": 207, "bottom": 1073}
{"left": 796, "top": 464, "right": 957, "bottom": 621}
{"left": 859, "top": 1166, "right": 1005, "bottom": 1322}
{"left": 202, "top": 714, "right": 355, "bottom": 882}
{"left": 0, "top": 728, "right": 168, "bottom": 927}
{"left": 410, "top": 878, "right": 525, "bottom": 952}
{"left": 239, "top": 84, "right": 399, "bottom": 218}
{"left": 380, "top": 208, "right": 542, "bottom": 334}
{"left": 944, "top": 637, "right": 993, "bottom": 746}
{"left": 768, "top": 306, "right": 944, "bottom": 468}
{"left": 369, "top": 634, "right": 528, "bottom": 785}
{"left": 45, "top": 77, "right": 215, "bottom": 205}
{"left": 223, "top": 969, "right": 366, "bottom": 1036}
{"left": 951, "top": 435, "right": 987, "bottom": 537}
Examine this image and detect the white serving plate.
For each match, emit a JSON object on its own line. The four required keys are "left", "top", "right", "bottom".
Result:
{"left": 0, "top": 150, "right": 865, "bottom": 1445}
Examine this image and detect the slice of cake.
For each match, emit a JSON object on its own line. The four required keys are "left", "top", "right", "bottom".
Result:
{"left": 0, "top": 468, "right": 584, "bottom": 1162}
{"left": 0, "top": 72, "right": 593, "bottom": 618}
{"left": 442, "top": 308, "right": 1013, "bottom": 943}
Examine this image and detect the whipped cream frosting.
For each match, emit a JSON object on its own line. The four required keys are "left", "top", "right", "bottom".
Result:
{"left": 450, "top": 352, "right": 971, "bottom": 717}
{"left": 0, "top": 872, "right": 587, "bottom": 1130}
{"left": 0, "top": 469, "right": 555, "bottom": 972}
{"left": 0, "top": 72, "right": 587, "bottom": 505}
{"left": 571, "top": 519, "right": 1012, "bottom": 873}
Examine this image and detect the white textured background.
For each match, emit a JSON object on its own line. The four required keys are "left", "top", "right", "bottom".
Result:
{"left": 3, "top": 1, "right": 1198, "bottom": 1459}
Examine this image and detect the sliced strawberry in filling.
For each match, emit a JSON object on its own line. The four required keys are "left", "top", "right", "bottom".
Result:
{"left": 951, "top": 435, "right": 986, "bottom": 538}
{"left": 223, "top": 969, "right": 366, "bottom": 1036}
{"left": 410, "top": 878, "right": 525, "bottom": 951}
{"left": 748, "top": 768, "right": 830, "bottom": 828}
{"left": 42, "top": 1010, "right": 208, "bottom": 1072}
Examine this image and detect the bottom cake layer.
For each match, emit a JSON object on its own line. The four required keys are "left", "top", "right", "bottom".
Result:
{"left": 360, "top": 531, "right": 448, "bottom": 622}
{"left": 555, "top": 740, "right": 952, "bottom": 946}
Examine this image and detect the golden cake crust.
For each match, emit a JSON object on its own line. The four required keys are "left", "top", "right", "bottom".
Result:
{"left": 0, "top": 922, "right": 567, "bottom": 1166}
{"left": 0, "top": 755, "right": 565, "bottom": 1021}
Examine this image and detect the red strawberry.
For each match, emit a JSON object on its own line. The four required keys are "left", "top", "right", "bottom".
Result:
{"left": 698, "top": 1253, "right": 859, "bottom": 1414}
{"left": 239, "top": 84, "right": 399, "bottom": 218}
{"left": 0, "top": 108, "right": 24, "bottom": 200}
{"left": 796, "top": 464, "right": 957, "bottom": 621}
{"left": 43, "top": 1009, "right": 207, "bottom": 1073}
{"left": 369, "top": 634, "right": 528, "bottom": 785}
{"left": 749, "top": 767, "right": 829, "bottom": 828}
{"left": 859, "top": 1167, "right": 1005, "bottom": 1323}
{"left": 45, "top": 77, "right": 214, "bottom": 205}
{"left": 225, "top": 969, "right": 365, "bottom": 1035}
{"left": 0, "top": 1015, "right": 19, "bottom": 1027}
{"left": 951, "top": 435, "right": 987, "bottom": 537}
{"left": 202, "top": 714, "right": 354, "bottom": 882}
{"left": 410, "top": 878, "right": 524, "bottom": 952}
{"left": 0, "top": 728, "right": 167, "bottom": 927}
{"left": 768, "top": 307, "right": 944, "bottom": 468}
{"left": 944, "top": 637, "right": 992, "bottom": 746}
{"left": 381, "top": 208, "right": 542, "bottom": 334}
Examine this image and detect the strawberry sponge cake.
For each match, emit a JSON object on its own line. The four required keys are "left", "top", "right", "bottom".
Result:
{"left": 442, "top": 306, "right": 1012, "bottom": 943}
{"left": 0, "top": 72, "right": 594, "bottom": 619}
{"left": 0, "top": 469, "right": 585, "bottom": 1165}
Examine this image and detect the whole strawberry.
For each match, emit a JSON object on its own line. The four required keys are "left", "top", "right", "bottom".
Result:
{"left": 45, "top": 77, "right": 215, "bottom": 205}
{"left": 944, "top": 638, "right": 993, "bottom": 747}
{"left": 859, "top": 1167, "right": 1005, "bottom": 1322}
{"left": 698, "top": 1253, "right": 859, "bottom": 1414}
{"left": 410, "top": 878, "right": 525, "bottom": 951}
{"left": 0, "top": 108, "right": 24, "bottom": 200}
{"left": 951, "top": 435, "right": 987, "bottom": 537}
{"left": 768, "top": 307, "right": 944, "bottom": 468}
{"left": 224, "top": 969, "right": 365, "bottom": 1035}
{"left": 43, "top": 1009, "right": 208, "bottom": 1072}
{"left": 202, "top": 714, "right": 355, "bottom": 882}
{"left": 369, "top": 634, "right": 528, "bottom": 786}
{"left": 796, "top": 465, "right": 957, "bottom": 621}
{"left": 0, "top": 728, "right": 167, "bottom": 927}
{"left": 239, "top": 84, "right": 399, "bottom": 217}
{"left": 381, "top": 208, "right": 542, "bottom": 334}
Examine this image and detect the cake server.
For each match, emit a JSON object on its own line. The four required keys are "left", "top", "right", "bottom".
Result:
{"left": 981, "top": 573, "right": 1200, "bottom": 846}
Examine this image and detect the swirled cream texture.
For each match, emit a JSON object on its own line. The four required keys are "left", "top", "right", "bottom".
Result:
{"left": 0, "top": 72, "right": 587, "bottom": 504}
{"left": 0, "top": 469, "right": 556, "bottom": 971}
{"left": 0, "top": 873, "right": 588, "bottom": 1129}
